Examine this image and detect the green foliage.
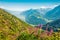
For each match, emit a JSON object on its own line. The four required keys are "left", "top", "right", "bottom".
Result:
{"left": 0, "top": 32, "right": 6, "bottom": 40}
{"left": 16, "top": 32, "right": 38, "bottom": 40}
{"left": 16, "top": 30, "right": 60, "bottom": 40}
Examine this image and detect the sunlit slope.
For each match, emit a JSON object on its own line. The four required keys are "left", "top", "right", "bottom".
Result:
{"left": 0, "top": 8, "right": 32, "bottom": 40}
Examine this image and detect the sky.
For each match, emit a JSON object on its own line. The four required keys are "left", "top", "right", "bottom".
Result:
{"left": 0, "top": 0, "right": 60, "bottom": 11}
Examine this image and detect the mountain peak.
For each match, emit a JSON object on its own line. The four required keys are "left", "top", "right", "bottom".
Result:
{"left": 57, "top": 5, "right": 60, "bottom": 7}
{"left": 55, "top": 5, "right": 60, "bottom": 9}
{"left": 45, "top": 5, "right": 60, "bottom": 20}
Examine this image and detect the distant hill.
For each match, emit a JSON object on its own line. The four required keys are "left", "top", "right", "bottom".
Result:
{"left": 20, "top": 9, "right": 43, "bottom": 17}
{"left": 20, "top": 8, "right": 51, "bottom": 17}
{"left": 42, "top": 19, "right": 60, "bottom": 32}
{"left": 20, "top": 9, "right": 50, "bottom": 25}
{"left": 37, "top": 8, "right": 51, "bottom": 15}
{"left": 44, "top": 5, "right": 60, "bottom": 20}
{"left": 0, "top": 8, "right": 32, "bottom": 40}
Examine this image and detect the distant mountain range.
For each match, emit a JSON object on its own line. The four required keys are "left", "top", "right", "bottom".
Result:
{"left": 42, "top": 5, "right": 60, "bottom": 32}
{"left": 20, "top": 9, "right": 42, "bottom": 17}
{"left": 20, "top": 8, "right": 51, "bottom": 25}
{"left": 21, "top": 5, "right": 60, "bottom": 25}
{"left": 36, "top": 8, "right": 51, "bottom": 15}
{"left": 20, "top": 8, "right": 51, "bottom": 17}
{"left": 42, "top": 19, "right": 60, "bottom": 32}
{"left": 0, "top": 5, "right": 60, "bottom": 32}
{"left": 44, "top": 5, "right": 60, "bottom": 20}
{"left": 3, "top": 5, "right": 60, "bottom": 26}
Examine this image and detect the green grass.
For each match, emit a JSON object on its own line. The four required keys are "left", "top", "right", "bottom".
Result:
{"left": 0, "top": 8, "right": 32, "bottom": 40}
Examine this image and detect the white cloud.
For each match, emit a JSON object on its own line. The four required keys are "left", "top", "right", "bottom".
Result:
{"left": 0, "top": 4, "right": 59, "bottom": 11}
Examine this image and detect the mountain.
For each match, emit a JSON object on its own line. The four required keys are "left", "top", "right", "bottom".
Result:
{"left": 44, "top": 5, "right": 60, "bottom": 20}
{"left": 20, "top": 9, "right": 43, "bottom": 17}
{"left": 20, "top": 9, "right": 50, "bottom": 25}
{"left": 0, "top": 8, "right": 31, "bottom": 40}
{"left": 37, "top": 8, "right": 51, "bottom": 15}
{"left": 20, "top": 8, "right": 51, "bottom": 17}
{"left": 42, "top": 19, "right": 60, "bottom": 32}
{"left": 5, "top": 8, "right": 51, "bottom": 25}
{"left": 26, "top": 15, "right": 47, "bottom": 25}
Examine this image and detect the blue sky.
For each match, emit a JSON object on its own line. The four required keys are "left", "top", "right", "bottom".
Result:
{"left": 0, "top": 0, "right": 60, "bottom": 3}
{"left": 0, "top": 0, "right": 60, "bottom": 11}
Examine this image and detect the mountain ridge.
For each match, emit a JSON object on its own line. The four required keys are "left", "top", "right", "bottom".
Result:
{"left": 44, "top": 5, "right": 60, "bottom": 20}
{"left": 20, "top": 8, "right": 51, "bottom": 25}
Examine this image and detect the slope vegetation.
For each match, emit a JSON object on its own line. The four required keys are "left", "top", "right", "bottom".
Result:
{"left": 0, "top": 8, "right": 32, "bottom": 40}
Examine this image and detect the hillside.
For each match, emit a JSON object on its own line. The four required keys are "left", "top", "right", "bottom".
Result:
{"left": 0, "top": 8, "right": 32, "bottom": 40}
